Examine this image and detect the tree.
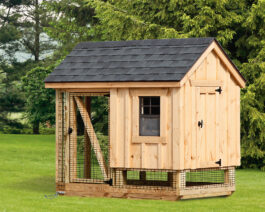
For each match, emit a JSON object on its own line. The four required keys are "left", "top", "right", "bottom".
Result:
{"left": 21, "top": 66, "right": 56, "bottom": 134}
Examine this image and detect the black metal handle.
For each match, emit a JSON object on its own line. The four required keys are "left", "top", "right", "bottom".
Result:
{"left": 198, "top": 120, "right": 203, "bottom": 128}
{"left": 68, "top": 127, "right": 73, "bottom": 134}
{"left": 215, "top": 86, "right": 222, "bottom": 94}
{"left": 215, "top": 159, "right": 222, "bottom": 166}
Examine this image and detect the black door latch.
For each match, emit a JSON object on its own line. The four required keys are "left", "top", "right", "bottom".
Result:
{"left": 215, "top": 159, "right": 222, "bottom": 166}
{"left": 198, "top": 120, "right": 203, "bottom": 128}
{"left": 215, "top": 86, "right": 222, "bottom": 94}
{"left": 68, "top": 127, "right": 73, "bottom": 134}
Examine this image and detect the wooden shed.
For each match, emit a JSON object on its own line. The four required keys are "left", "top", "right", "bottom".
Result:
{"left": 45, "top": 37, "right": 246, "bottom": 200}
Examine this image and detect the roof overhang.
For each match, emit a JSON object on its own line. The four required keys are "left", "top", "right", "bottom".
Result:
{"left": 45, "top": 81, "right": 181, "bottom": 89}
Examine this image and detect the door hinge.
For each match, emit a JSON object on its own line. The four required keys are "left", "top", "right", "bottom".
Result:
{"left": 68, "top": 127, "right": 73, "bottom": 134}
{"left": 215, "top": 159, "right": 222, "bottom": 166}
{"left": 215, "top": 86, "right": 222, "bottom": 94}
{"left": 198, "top": 120, "right": 203, "bottom": 128}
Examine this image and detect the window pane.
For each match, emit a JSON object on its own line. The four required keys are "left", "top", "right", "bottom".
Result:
{"left": 143, "top": 97, "right": 150, "bottom": 106}
{"left": 151, "top": 97, "right": 160, "bottom": 105}
{"left": 139, "top": 117, "right": 160, "bottom": 136}
{"left": 151, "top": 107, "right": 160, "bottom": 115}
{"left": 143, "top": 107, "right": 150, "bottom": 115}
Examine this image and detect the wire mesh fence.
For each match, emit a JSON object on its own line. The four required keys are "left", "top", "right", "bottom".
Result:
{"left": 181, "top": 167, "right": 235, "bottom": 190}
{"left": 69, "top": 93, "right": 109, "bottom": 184}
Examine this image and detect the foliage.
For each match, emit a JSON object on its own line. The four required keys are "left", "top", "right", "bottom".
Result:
{"left": 21, "top": 66, "right": 55, "bottom": 134}
{"left": 86, "top": 0, "right": 265, "bottom": 170}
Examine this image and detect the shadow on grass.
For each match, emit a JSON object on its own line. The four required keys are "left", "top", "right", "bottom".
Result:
{"left": 7, "top": 176, "right": 56, "bottom": 194}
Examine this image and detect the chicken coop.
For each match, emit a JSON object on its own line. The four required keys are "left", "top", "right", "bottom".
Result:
{"left": 44, "top": 38, "right": 246, "bottom": 200}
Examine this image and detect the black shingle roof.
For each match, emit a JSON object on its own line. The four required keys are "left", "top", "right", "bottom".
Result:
{"left": 44, "top": 37, "right": 216, "bottom": 82}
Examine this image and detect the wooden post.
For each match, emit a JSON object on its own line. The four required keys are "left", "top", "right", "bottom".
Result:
{"left": 55, "top": 90, "right": 63, "bottom": 183}
{"left": 168, "top": 172, "right": 176, "bottom": 189}
{"left": 84, "top": 97, "right": 91, "bottom": 179}
{"left": 64, "top": 92, "right": 70, "bottom": 183}
{"left": 139, "top": 171, "right": 146, "bottom": 181}
{"left": 224, "top": 169, "right": 230, "bottom": 184}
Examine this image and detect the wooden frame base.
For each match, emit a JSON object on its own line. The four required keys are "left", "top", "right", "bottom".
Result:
{"left": 57, "top": 183, "right": 235, "bottom": 201}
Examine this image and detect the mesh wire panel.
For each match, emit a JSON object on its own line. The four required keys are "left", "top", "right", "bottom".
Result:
{"left": 112, "top": 168, "right": 177, "bottom": 190}
{"left": 56, "top": 92, "right": 65, "bottom": 191}
{"left": 181, "top": 167, "right": 235, "bottom": 190}
{"left": 69, "top": 93, "right": 110, "bottom": 184}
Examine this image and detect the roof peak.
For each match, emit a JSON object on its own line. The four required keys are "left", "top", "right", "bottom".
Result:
{"left": 75, "top": 37, "right": 215, "bottom": 49}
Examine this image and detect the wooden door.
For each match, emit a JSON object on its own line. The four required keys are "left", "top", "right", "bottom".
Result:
{"left": 196, "top": 86, "right": 221, "bottom": 168}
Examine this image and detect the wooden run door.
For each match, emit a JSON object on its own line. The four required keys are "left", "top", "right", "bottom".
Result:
{"left": 196, "top": 86, "right": 221, "bottom": 168}
{"left": 68, "top": 93, "right": 109, "bottom": 183}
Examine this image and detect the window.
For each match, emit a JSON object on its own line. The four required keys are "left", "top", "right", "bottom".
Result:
{"left": 139, "top": 96, "right": 160, "bottom": 136}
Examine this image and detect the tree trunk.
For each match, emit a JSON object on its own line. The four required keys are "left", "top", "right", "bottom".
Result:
{"left": 33, "top": 121, "right": 40, "bottom": 134}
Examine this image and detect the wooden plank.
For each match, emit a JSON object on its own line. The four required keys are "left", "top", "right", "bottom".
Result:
{"left": 164, "top": 90, "right": 172, "bottom": 169}
{"left": 124, "top": 89, "right": 131, "bottom": 168}
{"left": 110, "top": 89, "right": 117, "bottom": 167}
{"left": 74, "top": 96, "right": 108, "bottom": 180}
{"left": 206, "top": 52, "right": 217, "bottom": 80}
{"left": 64, "top": 88, "right": 110, "bottom": 92}
{"left": 212, "top": 42, "right": 245, "bottom": 88}
{"left": 132, "top": 136, "right": 166, "bottom": 144}
{"left": 181, "top": 191, "right": 232, "bottom": 200}
{"left": 190, "top": 75, "right": 197, "bottom": 169}
{"left": 184, "top": 80, "right": 192, "bottom": 169}
{"left": 180, "top": 185, "right": 235, "bottom": 196}
{"left": 161, "top": 93, "right": 168, "bottom": 168}
{"left": 235, "top": 85, "right": 241, "bottom": 165}
{"left": 215, "top": 86, "right": 220, "bottom": 164}
{"left": 55, "top": 90, "right": 63, "bottom": 183}
{"left": 141, "top": 143, "right": 146, "bottom": 168}
{"left": 144, "top": 144, "right": 158, "bottom": 169}
{"left": 180, "top": 41, "right": 215, "bottom": 86}
{"left": 45, "top": 81, "right": 180, "bottom": 89}
{"left": 130, "top": 88, "right": 168, "bottom": 96}
{"left": 116, "top": 89, "right": 125, "bottom": 167}
{"left": 172, "top": 87, "right": 184, "bottom": 170}
{"left": 64, "top": 92, "right": 70, "bottom": 183}
{"left": 190, "top": 79, "right": 223, "bottom": 87}
{"left": 84, "top": 97, "right": 91, "bottom": 178}
{"left": 219, "top": 62, "right": 227, "bottom": 166}
{"left": 230, "top": 79, "right": 237, "bottom": 165}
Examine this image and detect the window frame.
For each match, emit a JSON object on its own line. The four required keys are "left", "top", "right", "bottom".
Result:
{"left": 139, "top": 96, "right": 160, "bottom": 136}
{"left": 130, "top": 89, "right": 167, "bottom": 144}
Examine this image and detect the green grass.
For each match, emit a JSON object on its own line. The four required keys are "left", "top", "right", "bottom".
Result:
{"left": 0, "top": 134, "right": 265, "bottom": 212}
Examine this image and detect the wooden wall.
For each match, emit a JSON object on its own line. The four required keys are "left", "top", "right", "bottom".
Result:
{"left": 110, "top": 88, "right": 179, "bottom": 169}
{"left": 179, "top": 50, "right": 241, "bottom": 169}
{"left": 109, "top": 49, "right": 241, "bottom": 170}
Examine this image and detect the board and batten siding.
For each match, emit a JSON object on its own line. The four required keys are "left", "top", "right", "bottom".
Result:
{"left": 109, "top": 49, "right": 241, "bottom": 170}
{"left": 180, "top": 50, "right": 241, "bottom": 170}
{"left": 109, "top": 88, "right": 179, "bottom": 169}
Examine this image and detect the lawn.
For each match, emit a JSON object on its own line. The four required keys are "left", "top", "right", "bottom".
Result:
{"left": 0, "top": 134, "right": 264, "bottom": 212}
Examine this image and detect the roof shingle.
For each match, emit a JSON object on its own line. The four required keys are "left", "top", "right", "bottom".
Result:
{"left": 44, "top": 37, "right": 215, "bottom": 83}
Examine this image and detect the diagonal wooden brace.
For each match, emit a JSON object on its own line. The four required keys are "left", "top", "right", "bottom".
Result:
{"left": 74, "top": 96, "right": 108, "bottom": 180}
